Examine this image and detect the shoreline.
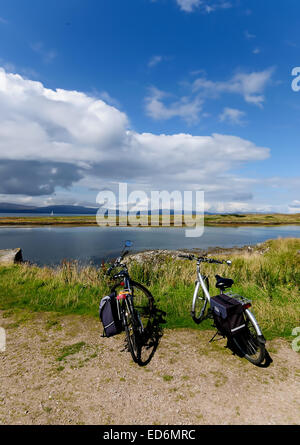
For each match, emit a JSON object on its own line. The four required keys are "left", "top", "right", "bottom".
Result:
{"left": 125, "top": 241, "right": 274, "bottom": 264}
{"left": 0, "top": 213, "right": 300, "bottom": 228}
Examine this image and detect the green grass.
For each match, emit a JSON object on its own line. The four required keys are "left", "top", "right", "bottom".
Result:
{"left": 56, "top": 342, "right": 86, "bottom": 361}
{"left": 0, "top": 238, "right": 299, "bottom": 340}
{"left": 162, "top": 374, "right": 174, "bottom": 382}
{"left": 0, "top": 213, "right": 300, "bottom": 226}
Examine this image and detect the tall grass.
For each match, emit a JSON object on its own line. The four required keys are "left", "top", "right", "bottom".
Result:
{"left": 0, "top": 238, "right": 299, "bottom": 339}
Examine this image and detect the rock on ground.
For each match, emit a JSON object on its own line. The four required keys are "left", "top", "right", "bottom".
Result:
{"left": 0, "top": 248, "right": 23, "bottom": 265}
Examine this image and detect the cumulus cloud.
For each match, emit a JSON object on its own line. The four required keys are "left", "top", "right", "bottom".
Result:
{"left": 192, "top": 68, "right": 274, "bottom": 107}
{"left": 145, "top": 68, "right": 273, "bottom": 125}
{"left": 0, "top": 67, "right": 272, "bottom": 210}
{"left": 0, "top": 160, "right": 82, "bottom": 196}
{"left": 219, "top": 107, "right": 246, "bottom": 125}
{"left": 145, "top": 87, "right": 203, "bottom": 123}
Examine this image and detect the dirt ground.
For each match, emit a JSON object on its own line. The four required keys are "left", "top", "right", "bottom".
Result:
{"left": 0, "top": 310, "right": 299, "bottom": 425}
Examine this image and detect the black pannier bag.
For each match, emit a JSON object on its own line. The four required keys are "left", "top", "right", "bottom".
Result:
{"left": 210, "top": 293, "right": 246, "bottom": 337}
{"left": 99, "top": 292, "right": 122, "bottom": 337}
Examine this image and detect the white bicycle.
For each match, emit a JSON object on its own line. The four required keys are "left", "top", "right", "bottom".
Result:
{"left": 179, "top": 254, "right": 266, "bottom": 366}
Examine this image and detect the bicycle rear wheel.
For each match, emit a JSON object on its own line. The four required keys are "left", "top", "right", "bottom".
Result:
{"left": 232, "top": 311, "right": 266, "bottom": 366}
{"left": 191, "top": 276, "right": 209, "bottom": 324}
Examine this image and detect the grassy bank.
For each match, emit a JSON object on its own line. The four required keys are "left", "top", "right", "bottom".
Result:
{"left": 0, "top": 213, "right": 300, "bottom": 226}
{"left": 0, "top": 238, "right": 299, "bottom": 340}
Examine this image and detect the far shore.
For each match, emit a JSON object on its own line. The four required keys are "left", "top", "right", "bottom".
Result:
{"left": 0, "top": 213, "right": 300, "bottom": 227}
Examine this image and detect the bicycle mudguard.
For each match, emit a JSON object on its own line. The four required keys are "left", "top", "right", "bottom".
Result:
{"left": 257, "top": 334, "right": 266, "bottom": 345}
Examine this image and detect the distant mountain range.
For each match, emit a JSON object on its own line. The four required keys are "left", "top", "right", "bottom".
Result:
{"left": 0, "top": 203, "right": 98, "bottom": 214}
{"left": 0, "top": 202, "right": 271, "bottom": 216}
{"left": 0, "top": 202, "right": 214, "bottom": 215}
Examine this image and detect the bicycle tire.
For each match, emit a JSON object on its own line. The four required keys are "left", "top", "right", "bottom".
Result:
{"left": 231, "top": 310, "right": 266, "bottom": 366}
{"left": 191, "top": 276, "right": 209, "bottom": 324}
{"left": 112, "top": 281, "right": 154, "bottom": 363}
{"left": 122, "top": 302, "right": 141, "bottom": 363}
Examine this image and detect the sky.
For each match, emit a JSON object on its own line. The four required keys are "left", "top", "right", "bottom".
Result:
{"left": 0, "top": 0, "right": 300, "bottom": 213}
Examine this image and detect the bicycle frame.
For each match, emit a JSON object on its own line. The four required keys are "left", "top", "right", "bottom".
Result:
{"left": 114, "top": 270, "right": 132, "bottom": 322}
{"left": 192, "top": 260, "right": 263, "bottom": 336}
{"left": 112, "top": 268, "right": 145, "bottom": 334}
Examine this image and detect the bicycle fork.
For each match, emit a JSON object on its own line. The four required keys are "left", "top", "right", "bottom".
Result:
{"left": 191, "top": 269, "right": 210, "bottom": 318}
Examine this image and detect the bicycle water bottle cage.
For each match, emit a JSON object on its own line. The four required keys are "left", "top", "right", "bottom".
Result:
{"left": 215, "top": 275, "right": 234, "bottom": 290}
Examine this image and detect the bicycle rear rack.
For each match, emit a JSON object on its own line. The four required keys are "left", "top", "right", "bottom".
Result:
{"left": 223, "top": 291, "right": 252, "bottom": 306}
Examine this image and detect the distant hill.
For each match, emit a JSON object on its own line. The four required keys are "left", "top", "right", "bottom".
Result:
{"left": 0, "top": 203, "right": 213, "bottom": 215}
{"left": 0, "top": 202, "right": 271, "bottom": 216}
{"left": 0, "top": 203, "right": 98, "bottom": 214}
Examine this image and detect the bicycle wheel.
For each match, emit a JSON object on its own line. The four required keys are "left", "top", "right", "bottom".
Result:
{"left": 231, "top": 311, "right": 266, "bottom": 366}
{"left": 113, "top": 281, "right": 154, "bottom": 363}
{"left": 122, "top": 300, "right": 141, "bottom": 363}
{"left": 191, "top": 276, "right": 209, "bottom": 324}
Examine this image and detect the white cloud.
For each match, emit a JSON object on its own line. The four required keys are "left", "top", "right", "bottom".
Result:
{"left": 244, "top": 30, "right": 256, "bottom": 40}
{"left": 219, "top": 107, "right": 246, "bottom": 125}
{"left": 175, "top": 0, "right": 232, "bottom": 13}
{"left": 148, "top": 55, "right": 163, "bottom": 68}
{"left": 288, "top": 200, "right": 300, "bottom": 213}
{"left": 146, "top": 68, "right": 274, "bottom": 125}
{"left": 0, "top": 67, "right": 272, "bottom": 209}
{"left": 31, "top": 42, "right": 57, "bottom": 64}
{"left": 145, "top": 87, "right": 203, "bottom": 123}
{"left": 97, "top": 91, "right": 121, "bottom": 108}
{"left": 192, "top": 68, "right": 274, "bottom": 107}
{"left": 176, "top": 0, "right": 201, "bottom": 12}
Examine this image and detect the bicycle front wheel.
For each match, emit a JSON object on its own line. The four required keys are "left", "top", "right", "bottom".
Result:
{"left": 191, "top": 276, "right": 209, "bottom": 324}
{"left": 113, "top": 281, "right": 154, "bottom": 364}
{"left": 122, "top": 301, "right": 141, "bottom": 363}
{"left": 231, "top": 310, "right": 266, "bottom": 366}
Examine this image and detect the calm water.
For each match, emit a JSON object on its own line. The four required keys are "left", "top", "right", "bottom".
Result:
{"left": 0, "top": 225, "right": 299, "bottom": 266}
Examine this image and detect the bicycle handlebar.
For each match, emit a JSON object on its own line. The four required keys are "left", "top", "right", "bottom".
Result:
{"left": 105, "top": 250, "right": 130, "bottom": 276}
{"left": 178, "top": 254, "right": 195, "bottom": 260}
{"left": 178, "top": 254, "right": 231, "bottom": 265}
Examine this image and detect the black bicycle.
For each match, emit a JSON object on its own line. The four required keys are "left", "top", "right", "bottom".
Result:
{"left": 105, "top": 241, "right": 157, "bottom": 365}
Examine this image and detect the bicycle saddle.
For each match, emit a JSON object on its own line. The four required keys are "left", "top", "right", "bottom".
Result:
{"left": 215, "top": 275, "right": 234, "bottom": 290}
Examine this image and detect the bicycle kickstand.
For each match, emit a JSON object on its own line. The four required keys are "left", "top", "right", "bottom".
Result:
{"left": 209, "top": 330, "right": 222, "bottom": 343}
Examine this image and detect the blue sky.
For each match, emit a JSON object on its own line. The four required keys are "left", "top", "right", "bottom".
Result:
{"left": 0, "top": 0, "right": 299, "bottom": 212}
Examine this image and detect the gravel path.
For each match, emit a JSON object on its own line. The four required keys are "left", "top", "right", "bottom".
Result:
{"left": 0, "top": 311, "right": 299, "bottom": 425}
